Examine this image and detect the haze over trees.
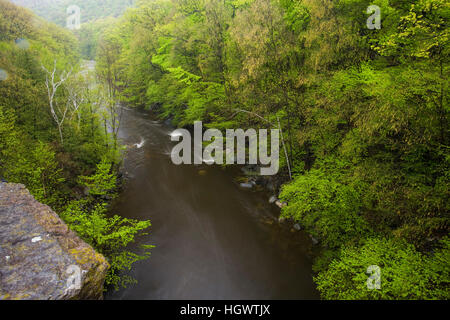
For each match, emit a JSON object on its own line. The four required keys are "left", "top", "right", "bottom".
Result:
{"left": 1, "top": 0, "right": 448, "bottom": 299}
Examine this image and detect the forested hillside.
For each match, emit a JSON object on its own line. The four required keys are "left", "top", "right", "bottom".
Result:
{"left": 0, "top": 0, "right": 151, "bottom": 290}
{"left": 94, "top": 0, "right": 449, "bottom": 299}
{"left": 1, "top": 0, "right": 448, "bottom": 300}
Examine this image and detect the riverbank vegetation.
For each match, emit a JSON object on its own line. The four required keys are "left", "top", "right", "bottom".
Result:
{"left": 0, "top": 0, "right": 151, "bottom": 290}
{"left": 11, "top": 0, "right": 135, "bottom": 26}
{"left": 95, "top": 0, "right": 449, "bottom": 299}
{"left": 2, "top": 0, "right": 448, "bottom": 299}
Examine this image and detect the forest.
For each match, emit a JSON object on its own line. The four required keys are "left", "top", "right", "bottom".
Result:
{"left": 1, "top": 0, "right": 449, "bottom": 299}
{"left": 11, "top": 0, "right": 135, "bottom": 25}
{"left": 10, "top": 0, "right": 136, "bottom": 59}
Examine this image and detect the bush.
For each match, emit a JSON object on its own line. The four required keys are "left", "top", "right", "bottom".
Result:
{"left": 315, "top": 237, "right": 450, "bottom": 300}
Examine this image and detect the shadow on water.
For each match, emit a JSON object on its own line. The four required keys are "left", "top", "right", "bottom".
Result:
{"left": 105, "top": 108, "right": 319, "bottom": 300}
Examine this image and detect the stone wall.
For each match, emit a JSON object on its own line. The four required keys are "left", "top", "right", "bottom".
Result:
{"left": 0, "top": 183, "right": 109, "bottom": 300}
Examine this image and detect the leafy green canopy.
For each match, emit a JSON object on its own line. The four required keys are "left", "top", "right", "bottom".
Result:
{"left": 0, "top": 0, "right": 152, "bottom": 290}
{"left": 315, "top": 237, "right": 449, "bottom": 300}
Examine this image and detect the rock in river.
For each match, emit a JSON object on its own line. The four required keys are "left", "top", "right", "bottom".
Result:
{"left": 0, "top": 183, "right": 109, "bottom": 300}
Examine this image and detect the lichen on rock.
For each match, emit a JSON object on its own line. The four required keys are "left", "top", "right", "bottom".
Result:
{"left": 0, "top": 183, "right": 109, "bottom": 300}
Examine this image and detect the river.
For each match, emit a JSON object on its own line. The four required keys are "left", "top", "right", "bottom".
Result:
{"left": 105, "top": 107, "right": 319, "bottom": 300}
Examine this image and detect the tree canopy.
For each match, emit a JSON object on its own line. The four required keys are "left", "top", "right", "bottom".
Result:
{"left": 94, "top": 0, "right": 449, "bottom": 299}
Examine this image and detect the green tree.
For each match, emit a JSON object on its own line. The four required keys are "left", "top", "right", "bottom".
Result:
{"left": 63, "top": 160, "right": 153, "bottom": 290}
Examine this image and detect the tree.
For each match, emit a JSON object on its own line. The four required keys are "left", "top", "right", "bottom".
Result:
{"left": 93, "top": 0, "right": 449, "bottom": 299}
{"left": 79, "top": 158, "right": 117, "bottom": 198}
{"left": 62, "top": 159, "right": 153, "bottom": 290}
{"left": 25, "top": 141, "right": 65, "bottom": 205}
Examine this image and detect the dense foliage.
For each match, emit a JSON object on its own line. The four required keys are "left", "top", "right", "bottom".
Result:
{"left": 11, "top": 0, "right": 135, "bottom": 26}
{"left": 76, "top": 18, "right": 115, "bottom": 60}
{"left": 0, "top": 0, "right": 151, "bottom": 290}
{"left": 10, "top": 0, "right": 136, "bottom": 60}
{"left": 96, "top": 0, "right": 449, "bottom": 299}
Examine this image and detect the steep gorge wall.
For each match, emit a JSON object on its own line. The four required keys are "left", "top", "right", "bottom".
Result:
{"left": 0, "top": 183, "right": 109, "bottom": 300}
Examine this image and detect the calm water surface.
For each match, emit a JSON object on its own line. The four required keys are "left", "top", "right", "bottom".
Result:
{"left": 106, "top": 108, "right": 319, "bottom": 300}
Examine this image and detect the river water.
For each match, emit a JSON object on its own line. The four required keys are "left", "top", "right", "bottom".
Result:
{"left": 105, "top": 107, "right": 319, "bottom": 300}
